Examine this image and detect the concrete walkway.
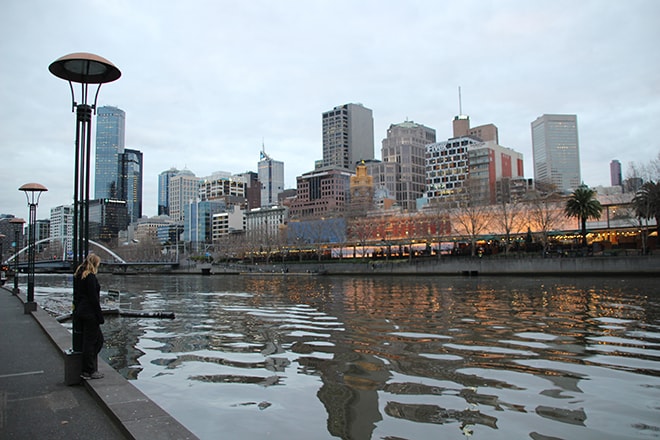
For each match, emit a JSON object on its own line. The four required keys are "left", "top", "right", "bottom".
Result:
{"left": 0, "top": 285, "right": 198, "bottom": 440}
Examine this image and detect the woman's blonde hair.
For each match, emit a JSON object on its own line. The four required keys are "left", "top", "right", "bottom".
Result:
{"left": 75, "top": 254, "right": 101, "bottom": 279}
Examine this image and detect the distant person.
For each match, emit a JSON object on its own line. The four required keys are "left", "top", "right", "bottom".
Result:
{"left": 73, "top": 254, "right": 105, "bottom": 380}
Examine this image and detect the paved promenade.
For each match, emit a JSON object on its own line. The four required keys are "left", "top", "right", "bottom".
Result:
{"left": 0, "top": 285, "right": 198, "bottom": 440}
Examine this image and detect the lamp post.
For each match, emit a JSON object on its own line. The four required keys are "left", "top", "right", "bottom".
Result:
{"left": 49, "top": 52, "right": 121, "bottom": 350}
{"left": 0, "top": 233, "right": 5, "bottom": 284}
{"left": 19, "top": 183, "right": 47, "bottom": 313}
{"left": 9, "top": 218, "right": 25, "bottom": 294}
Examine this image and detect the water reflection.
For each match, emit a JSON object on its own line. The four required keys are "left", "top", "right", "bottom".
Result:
{"left": 34, "top": 274, "right": 660, "bottom": 440}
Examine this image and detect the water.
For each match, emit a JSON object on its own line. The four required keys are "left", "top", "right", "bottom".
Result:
{"left": 32, "top": 273, "right": 660, "bottom": 440}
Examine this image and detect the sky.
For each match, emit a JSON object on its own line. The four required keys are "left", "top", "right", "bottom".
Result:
{"left": 1, "top": 0, "right": 659, "bottom": 220}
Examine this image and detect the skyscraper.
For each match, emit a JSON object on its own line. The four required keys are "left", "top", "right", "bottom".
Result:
{"left": 158, "top": 168, "right": 180, "bottom": 216}
{"left": 120, "top": 148, "right": 143, "bottom": 223}
{"left": 610, "top": 160, "right": 622, "bottom": 187}
{"left": 168, "top": 169, "right": 200, "bottom": 222}
{"left": 95, "top": 106, "right": 126, "bottom": 199}
{"left": 258, "top": 147, "right": 284, "bottom": 207}
{"left": 322, "top": 103, "right": 374, "bottom": 170}
{"left": 381, "top": 121, "right": 436, "bottom": 211}
{"left": 531, "top": 114, "right": 581, "bottom": 193}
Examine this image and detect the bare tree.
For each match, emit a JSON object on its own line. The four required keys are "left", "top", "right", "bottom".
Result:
{"left": 525, "top": 193, "right": 565, "bottom": 254}
{"left": 492, "top": 197, "right": 525, "bottom": 254}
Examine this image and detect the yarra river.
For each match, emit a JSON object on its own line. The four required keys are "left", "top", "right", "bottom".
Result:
{"left": 33, "top": 273, "right": 660, "bottom": 440}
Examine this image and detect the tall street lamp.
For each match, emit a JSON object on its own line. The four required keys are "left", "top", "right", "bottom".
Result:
{"left": 49, "top": 52, "right": 121, "bottom": 350}
{"left": 9, "top": 218, "right": 25, "bottom": 294}
{"left": 19, "top": 183, "right": 47, "bottom": 314}
{"left": 49, "top": 53, "right": 121, "bottom": 270}
{"left": 0, "top": 233, "right": 5, "bottom": 285}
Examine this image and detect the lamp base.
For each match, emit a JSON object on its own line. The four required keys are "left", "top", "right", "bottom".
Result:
{"left": 23, "top": 301, "right": 37, "bottom": 314}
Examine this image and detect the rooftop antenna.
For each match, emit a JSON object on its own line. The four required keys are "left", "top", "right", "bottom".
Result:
{"left": 458, "top": 86, "right": 463, "bottom": 115}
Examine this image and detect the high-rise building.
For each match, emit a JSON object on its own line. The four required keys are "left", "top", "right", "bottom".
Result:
{"left": 258, "top": 148, "right": 284, "bottom": 207}
{"left": 50, "top": 205, "right": 73, "bottom": 256}
{"left": 426, "top": 137, "right": 524, "bottom": 207}
{"left": 120, "top": 148, "right": 143, "bottom": 223}
{"left": 199, "top": 171, "right": 246, "bottom": 207}
{"left": 235, "top": 171, "right": 261, "bottom": 210}
{"left": 290, "top": 168, "right": 353, "bottom": 219}
{"left": 95, "top": 106, "right": 126, "bottom": 199}
{"left": 322, "top": 103, "right": 374, "bottom": 170}
{"left": 531, "top": 114, "right": 581, "bottom": 193}
{"left": 610, "top": 160, "right": 622, "bottom": 187}
{"left": 184, "top": 199, "right": 225, "bottom": 251}
{"left": 158, "top": 168, "right": 180, "bottom": 216}
{"left": 381, "top": 121, "right": 436, "bottom": 211}
{"left": 168, "top": 169, "right": 200, "bottom": 223}
{"left": 88, "top": 199, "right": 129, "bottom": 243}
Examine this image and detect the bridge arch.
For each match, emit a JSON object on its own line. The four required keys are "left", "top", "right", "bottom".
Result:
{"left": 3, "top": 236, "right": 127, "bottom": 265}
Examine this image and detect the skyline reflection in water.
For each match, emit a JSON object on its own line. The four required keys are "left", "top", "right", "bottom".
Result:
{"left": 35, "top": 274, "right": 660, "bottom": 440}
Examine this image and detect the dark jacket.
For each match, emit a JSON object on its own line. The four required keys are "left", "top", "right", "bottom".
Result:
{"left": 73, "top": 273, "right": 104, "bottom": 324}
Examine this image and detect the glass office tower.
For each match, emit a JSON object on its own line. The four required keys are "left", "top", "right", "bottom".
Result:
{"left": 95, "top": 106, "right": 126, "bottom": 199}
{"left": 258, "top": 149, "right": 284, "bottom": 207}
{"left": 120, "top": 148, "right": 143, "bottom": 223}
{"left": 531, "top": 114, "right": 581, "bottom": 193}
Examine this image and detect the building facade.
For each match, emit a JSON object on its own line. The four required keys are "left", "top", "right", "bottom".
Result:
{"left": 49, "top": 205, "right": 73, "bottom": 256}
{"left": 381, "top": 121, "right": 436, "bottom": 211}
{"left": 348, "top": 162, "right": 375, "bottom": 216}
{"left": 531, "top": 114, "right": 581, "bottom": 193}
{"left": 168, "top": 169, "right": 200, "bottom": 223}
{"left": 120, "top": 148, "right": 143, "bottom": 223}
{"left": 158, "top": 168, "right": 179, "bottom": 216}
{"left": 258, "top": 149, "right": 285, "bottom": 207}
{"left": 322, "top": 103, "right": 374, "bottom": 171}
{"left": 235, "top": 171, "right": 261, "bottom": 210}
{"left": 426, "top": 137, "right": 524, "bottom": 207}
{"left": 290, "top": 168, "right": 354, "bottom": 219}
{"left": 610, "top": 160, "right": 622, "bottom": 187}
{"left": 244, "top": 206, "right": 288, "bottom": 242}
{"left": 184, "top": 200, "right": 225, "bottom": 251}
{"left": 199, "top": 171, "right": 246, "bottom": 207}
{"left": 88, "top": 199, "right": 129, "bottom": 243}
{"left": 95, "top": 106, "right": 126, "bottom": 200}
{"left": 212, "top": 205, "right": 245, "bottom": 241}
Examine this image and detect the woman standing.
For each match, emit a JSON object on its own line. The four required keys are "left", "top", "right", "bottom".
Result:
{"left": 73, "top": 254, "right": 105, "bottom": 380}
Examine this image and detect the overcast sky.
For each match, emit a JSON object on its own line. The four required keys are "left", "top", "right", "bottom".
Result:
{"left": 1, "top": 0, "right": 659, "bottom": 219}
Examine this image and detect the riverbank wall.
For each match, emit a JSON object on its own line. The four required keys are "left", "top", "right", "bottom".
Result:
{"left": 206, "top": 254, "right": 660, "bottom": 276}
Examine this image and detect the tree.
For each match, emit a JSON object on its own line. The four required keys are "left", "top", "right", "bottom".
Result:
{"left": 564, "top": 184, "right": 603, "bottom": 247}
{"left": 527, "top": 193, "right": 565, "bottom": 255}
{"left": 493, "top": 198, "right": 525, "bottom": 255}
{"left": 633, "top": 181, "right": 660, "bottom": 237}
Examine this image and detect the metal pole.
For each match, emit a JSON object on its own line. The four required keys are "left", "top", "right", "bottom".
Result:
{"left": 13, "top": 226, "right": 20, "bottom": 294}
{"left": 27, "top": 204, "right": 36, "bottom": 301}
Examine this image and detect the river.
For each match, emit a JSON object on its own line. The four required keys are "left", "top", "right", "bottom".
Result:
{"left": 32, "top": 273, "right": 660, "bottom": 440}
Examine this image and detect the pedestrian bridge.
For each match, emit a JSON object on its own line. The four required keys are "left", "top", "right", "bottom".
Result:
{"left": 2, "top": 237, "right": 178, "bottom": 272}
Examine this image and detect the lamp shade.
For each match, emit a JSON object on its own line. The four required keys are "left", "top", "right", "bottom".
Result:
{"left": 49, "top": 52, "right": 121, "bottom": 84}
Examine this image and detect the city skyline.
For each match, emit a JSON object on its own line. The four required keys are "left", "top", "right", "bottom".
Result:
{"left": 1, "top": 1, "right": 658, "bottom": 219}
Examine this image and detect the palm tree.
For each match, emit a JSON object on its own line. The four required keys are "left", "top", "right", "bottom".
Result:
{"left": 564, "top": 185, "right": 603, "bottom": 247}
{"left": 633, "top": 181, "right": 660, "bottom": 236}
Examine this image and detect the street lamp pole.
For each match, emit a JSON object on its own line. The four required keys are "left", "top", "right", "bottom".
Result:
{"left": 49, "top": 52, "right": 121, "bottom": 350}
{"left": 9, "top": 218, "right": 25, "bottom": 295}
{"left": 19, "top": 183, "right": 48, "bottom": 314}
